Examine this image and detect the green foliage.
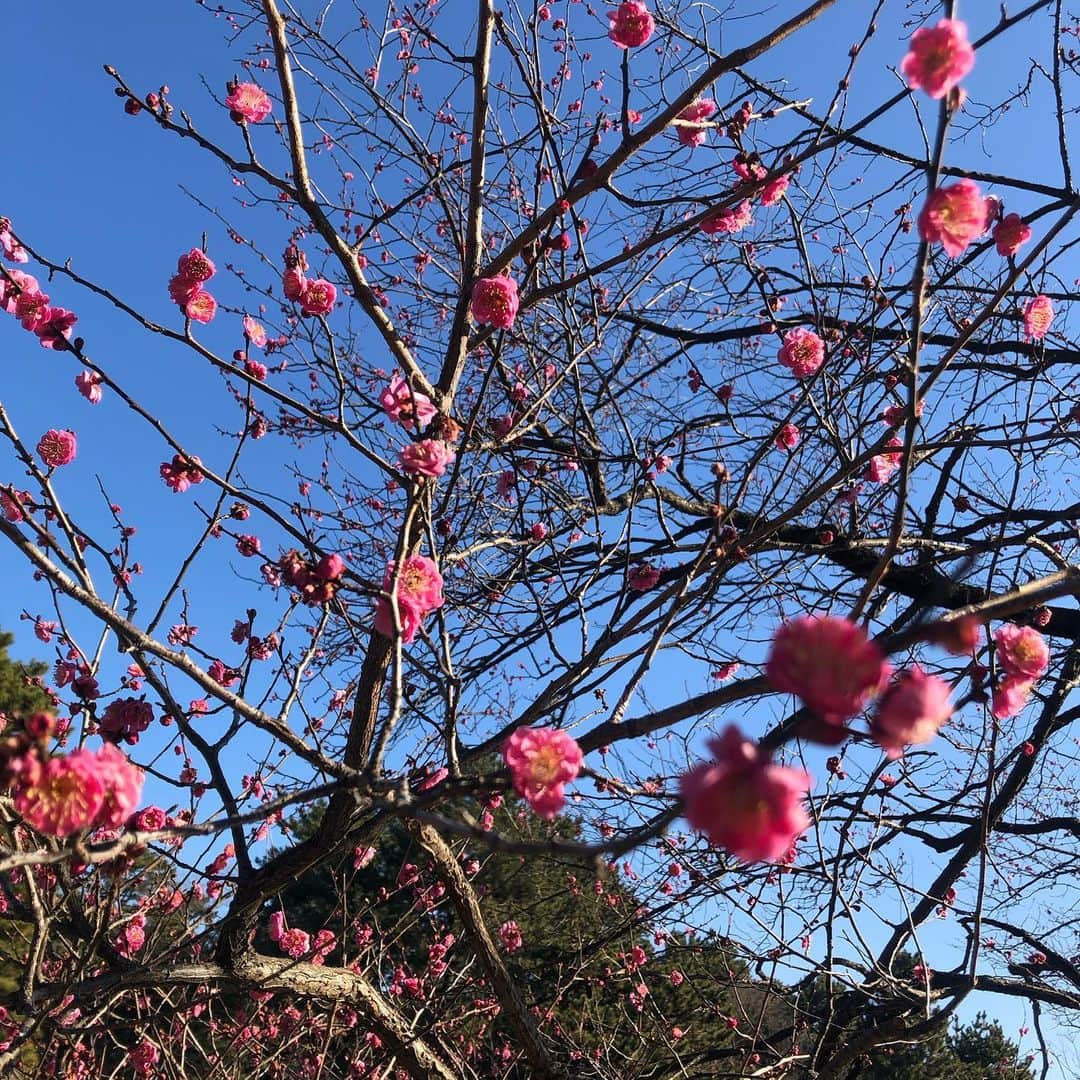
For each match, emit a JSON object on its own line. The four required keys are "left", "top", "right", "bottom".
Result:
{"left": 0, "top": 629, "right": 50, "bottom": 721}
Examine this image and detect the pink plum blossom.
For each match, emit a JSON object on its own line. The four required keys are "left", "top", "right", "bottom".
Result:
{"left": 993, "top": 623, "right": 1049, "bottom": 680}
{"left": 282, "top": 266, "right": 307, "bottom": 301}
{"left": 766, "top": 614, "right": 890, "bottom": 728}
{"left": 75, "top": 370, "right": 103, "bottom": 403}
{"left": 399, "top": 439, "right": 456, "bottom": 478}
{"left": 991, "top": 675, "right": 1035, "bottom": 720}
{"left": 243, "top": 315, "right": 268, "bottom": 347}
{"left": 0, "top": 222, "right": 28, "bottom": 263}
{"left": 471, "top": 274, "right": 520, "bottom": 329}
{"left": 865, "top": 437, "right": 904, "bottom": 483}
{"left": 37, "top": 429, "right": 77, "bottom": 468}
{"left": 380, "top": 372, "right": 438, "bottom": 429}
{"left": 760, "top": 174, "right": 791, "bottom": 206}
{"left": 917, "top": 179, "right": 988, "bottom": 258}
{"left": 608, "top": 2, "right": 655, "bottom": 49}
{"left": 0, "top": 269, "right": 38, "bottom": 314}
{"left": 225, "top": 81, "right": 273, "bottom": 123}
{"left": 299, "top": 278, "right": 336, "bottom": 317}
{"left": 680, "top": 725, "right": 811, "bottom": 862}
{"left": 775, "top": 422, "right": 800, "bottom": 451}
{"left": 12, "top": 750, "right": 106, "bottom": 837}
{"left": 93, "top": 743, "right": 145, "bottom": 828}
{"left": 36, "top": 308, "right": 78, "bottom": 350}
{"left": 675, "top": 98, "right": 717, "bottom": 149}
{"left": 503, "top": 726, "right": 583, "bottom": 819}
{"left": 777, "top": 328, "right": 825, "bottom": 379}
{"left": 176, "top": 248, "right": 216, "bottom": 283}
{"left": 1023, "top": 295, "right": 1054, "bottom": 341}
{"left": 701, "top": 201, "right": 753, "bottom": 235}
{"left": 185, "top": 289, "right": 217, "bottom": 324}
{"left": 99, "top": 697, "right": 154, "bottom": 746}
{"left": 901, "top": 19, "right": 975, "bottom": 100}
{"left": 993, "top": 213, "right": 1031, "bottom": 257}
{"left": 374, "top": 554, "right": 445, "bottom": 643}
{"left": 869, "top": 665, "right": 953, "bottom": 759}
{"left": 160, "top": 454, "right": 205, "bottom": 493}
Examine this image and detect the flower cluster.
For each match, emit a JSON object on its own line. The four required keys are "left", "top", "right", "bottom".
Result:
{"left": 98, "top": 697, "right": 154, "bottom": 746}
{"left": 1, "top": 241, "right": 78, "bottom": 350}
{"left": 168, "top": 248, "right": 217, "bottom": 324}
{"left": 991, "top": 623, "right": 1050, "bottom": 719}
{"left": 278, "top": 549, "right": 347, "bottom": 606}
{"left": 280, "top": 246, "right": 336, "bottom": 318}
{"left": 503, "top": 726, "right": 583, "bottom": 819}
{"left": 374, "top": 554, "right": 445, "bottom": 643}
{"left": 160, "top": 453, "right": 205, "bottom": 493}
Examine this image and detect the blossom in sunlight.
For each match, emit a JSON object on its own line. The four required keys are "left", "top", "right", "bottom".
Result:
{"left": 225, "top": 81, "right": 273, "bottom": 124}
{"left": 0, "top": 269, "right": 38, "bottom": 314}
{"left": 993, "top": 623, "right": 1049, "bottom": 680}
{"left": 760, "top": 173, "right": 791, "bottom": 206}
{"left": 869, "top": 665, "right": 953, "bottom": 759}
{"left": 675, "top": 98, "right": 717, "bottom": 148}
{"left": 185, "top": 289, "right": 217, "bottom": 324}
{"left": 471, "top": 274, "right": 519, "bottom": 330}
{"left": 75, "top": 370, "right": 103, "bottom": 403}
{"left": 503, "top": 726, "right": 583, "bottom": 819}
{"left": 380, "top": 372, "right": 438, "bottom": 429}
{"left": 373, "top": 554, "right": 445, "bottom": 643}
{"left": 991, "top": 674, "right": 1035, "bottom": 720}
{"left": 176, "top": 248, "right": 216, "bottom": 283}
{"left": 93, "top": 743, "right": 145, "bottom": 828}
{"left": 901, "top": 19, "right": 975, "bottom": 100}
{"left": 12, "top": 750, "right": 105, "bottom": 837}
{"left": 700, "top": 200, "right": 753, "bottom": 236}
{"left": 993, "top": 213, "right": 1031, "bottom": 257}
{"left": 766, "top": 614, "right": 890, "bottom": 728}
{"left": 398, "top": 439, "right": 456, "bottom": 479}
{"left": 680, "top": 725, "right": 811, "bottom": 863}
{"left": 1023, "top": 295, "right": 1054, "bottom": 341}
{"left": 37, "top": 429, "right": 77, "bottom": 468}
{"left": 865, "top": 437, "right": 904, "bottom": 483}
{"left": 36, "top": 307, "right": 78, "bottom": 350}
{"left": 608, "top": 2, "right": 655, "bottom": 49}
{"left": 243, "top": 315, "right": 268, "bottom": 348}
{"left": 299, "top": 278, "right": 336, "bottom": 317}
{"left": 777, "top": 327, "right": 825, "bottom": 380}
{"left": 917, "top": 179, "right": 988, "bottom": 257}
{"left": 0, "top": 222, "right": 28, "bottom": 263}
